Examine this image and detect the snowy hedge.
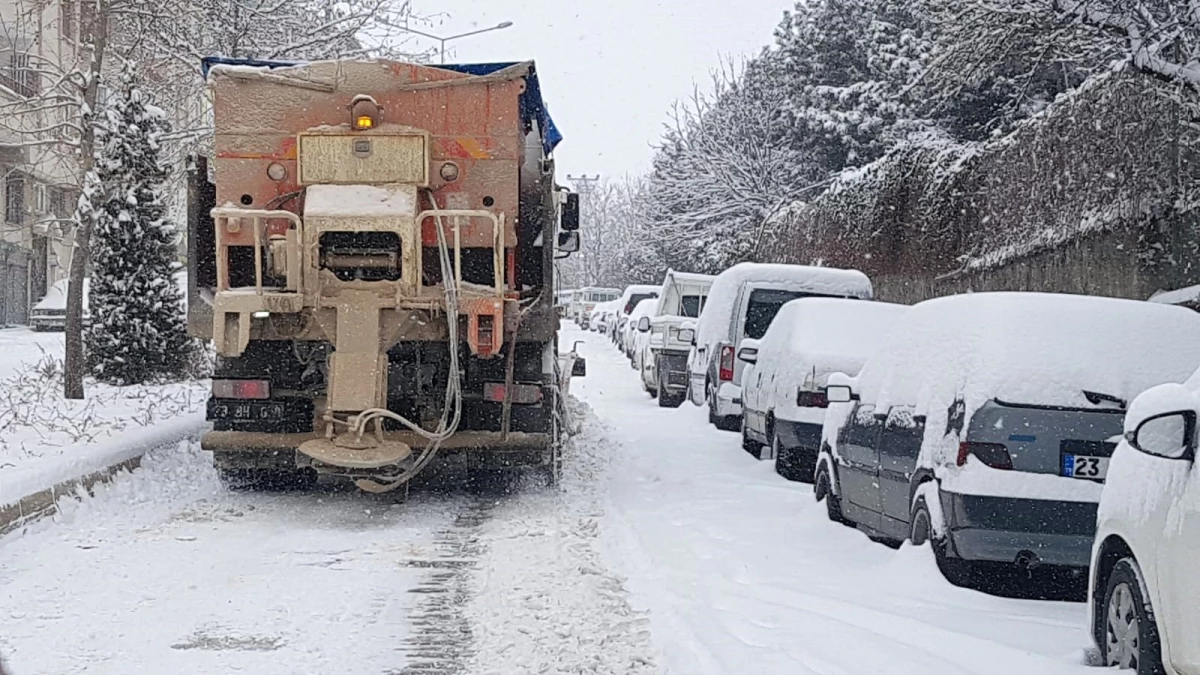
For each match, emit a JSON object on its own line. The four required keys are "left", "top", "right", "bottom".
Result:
{"left": 766, "top": 72, "right": 1200, "bottom": 293}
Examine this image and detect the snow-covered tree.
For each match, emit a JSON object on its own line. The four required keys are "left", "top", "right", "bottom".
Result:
{"left": 85, "top": 64, "right": 195, "bottom": 385}
{"left": 773, "top": 0, "right": 935, "bottom": 169}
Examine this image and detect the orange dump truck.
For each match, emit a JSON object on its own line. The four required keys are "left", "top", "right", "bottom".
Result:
{"left": 187, "top": 58, "right": 582, "bottom": 492}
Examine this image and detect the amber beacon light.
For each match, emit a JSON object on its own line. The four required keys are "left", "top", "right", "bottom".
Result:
{"left": 351, "top": 94, "right": 380, "bottom": 130}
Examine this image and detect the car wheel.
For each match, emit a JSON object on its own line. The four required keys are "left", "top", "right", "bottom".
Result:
{"left": 774, "top": 436, "right": 811, "bottom": 482}
{"left": 740, "top": 418, "right": 761, "bottom": 456}
{"left": 815, "top": 464, "right": 852, "bottom": 526}
{"left": 1102, "top": 558, "right": 1166, "bottom": 674}
{"left": 911, "top": 494, "right": 977, "bottom": 588}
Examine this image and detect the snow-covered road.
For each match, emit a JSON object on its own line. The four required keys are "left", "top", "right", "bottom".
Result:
{"left": 0, "top": 325, "right": 1099, "bottom": 674}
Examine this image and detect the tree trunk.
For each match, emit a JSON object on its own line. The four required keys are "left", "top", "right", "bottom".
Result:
{"left": 64, "top": 0, "right": 110, "bottom": 400}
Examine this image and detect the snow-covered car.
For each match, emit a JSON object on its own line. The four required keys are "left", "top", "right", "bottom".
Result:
{"left": 30, "top": 278, "right": 89, "bottom": 331}
{"left": 613, "top": 284, "right": 661, "bottom": 351}
{"left": 687, "top": 262, "right": 873, "bottom": 432}
{"left": 816, "top": 292, "right": 1200, "bottom": 588}
{"left": 624, "top": 297, "right": 657, "bottom": 371}
{"left": 30, "top": 271, "right": 188, "bottom": 331}
{"left": 737, "top": 298, "right": 907, "bottom": 481}
{"left": 639, "top": 270, "right": 714, "bottom": 408}
{"left": 1088, "top": 370, "right": 1200, "bottom": 674}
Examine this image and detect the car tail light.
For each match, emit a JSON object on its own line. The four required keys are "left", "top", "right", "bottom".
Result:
{"left": 212, "top": 379, "right": 270, "bottom": 400}
{"left": 719, "top": 345, "right": 735, "bottom": 381}
{"left": 797, "top": 390, "right": 829, "bottom": 408}
{"left": 483, "top": 382, "right": 543, "bottom": 404}
{"left": 956, "top": 441, "right": 1012, "bottom": 470}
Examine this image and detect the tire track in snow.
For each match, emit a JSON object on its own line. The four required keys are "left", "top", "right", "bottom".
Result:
{"left": 394, "top": 496, "right": 494, "bottom": 675}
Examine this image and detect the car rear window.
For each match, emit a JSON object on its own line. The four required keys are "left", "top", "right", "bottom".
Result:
{"left": 625, "top": 293, "right": 656, "bottom": 314}
{"left": 744, "top": 289, "right": 829, "bottom": 339}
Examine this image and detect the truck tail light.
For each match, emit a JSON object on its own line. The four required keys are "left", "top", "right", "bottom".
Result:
{"left": 719, "top": 345, "right": 734, "bottom": 381}
{"left": 797, "top": 390, "right": 829, "bottom": 408}
{"left": 483, "top": 382, "right": 543, "bottom": 404}
{"left": 957, "top": 441, "right": 1012, "bottom": 470}
{"left": 212, "top": 379, "right": 271, "bottom": 400}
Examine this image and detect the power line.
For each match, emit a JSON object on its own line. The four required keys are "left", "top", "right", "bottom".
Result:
{"left": 566, "top": 174, "right": 600, "bottom": 199}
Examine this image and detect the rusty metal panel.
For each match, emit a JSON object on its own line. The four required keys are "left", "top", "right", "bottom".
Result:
{"left": 298, "top": 132, "right": 428, "bottom": 186}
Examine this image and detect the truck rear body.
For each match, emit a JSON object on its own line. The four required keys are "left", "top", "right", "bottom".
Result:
{"left": 188, "top": 58, "right": 575, "bottom": 490}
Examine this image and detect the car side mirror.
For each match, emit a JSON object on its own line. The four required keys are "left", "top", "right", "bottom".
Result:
{"left": 561, "top": 192, "right": 580, "bottom": 231}
{"left": 1127, "top": 410, "right": 1195, "bottom": 460}
{"left": 737, "top": 346, "right": 758, "bottom": 364}
{"left": 637, "top": 317, "right": 650, "bottom": 332}
{"left": 572, "top": 357, "right": 587, "bottom": 377}
{"left": 678, "top": 328, "right": 695, "bottom": 345}
{"left": 557, "top": 231, "right": 580, "bottom": 253}
{"left": 825, "top": 384, "right": 856, "bottom": 403}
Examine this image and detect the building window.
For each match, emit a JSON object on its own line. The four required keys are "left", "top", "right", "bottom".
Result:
{"left": 5, "top": 174, "right": 25, "bottom": 225}
{"left": 62, "top": 0, "right": 77, "bottom": 43}
{"left": 0, "top": 51, "right": 38, "bottom": 97}
{"left": 50, "top": 187, "right": 69, "bottom": 219}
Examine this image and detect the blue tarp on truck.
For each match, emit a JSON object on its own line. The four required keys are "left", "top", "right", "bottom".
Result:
{"left": 200, "top": 56, "right": 562, "bottom": 155}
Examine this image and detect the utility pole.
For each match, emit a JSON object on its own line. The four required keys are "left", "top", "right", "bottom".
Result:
{"left": 566, "top": 175, "right": 601, "bottom": 285}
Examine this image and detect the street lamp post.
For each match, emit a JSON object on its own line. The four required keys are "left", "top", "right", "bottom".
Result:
{"left": 401, "top": 21, "right": 514, "bottom": 64}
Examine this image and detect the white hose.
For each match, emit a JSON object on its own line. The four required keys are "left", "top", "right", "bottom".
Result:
{"left": 346, "top": 190, "right": 464, "bottom": 483}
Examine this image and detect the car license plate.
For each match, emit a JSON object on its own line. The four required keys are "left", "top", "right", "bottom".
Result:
{"left": 211, "top": 401, "right": 285, "bottom": 421}
{"left": 1062, "top": 454, "right": 1109, "bottom": 480}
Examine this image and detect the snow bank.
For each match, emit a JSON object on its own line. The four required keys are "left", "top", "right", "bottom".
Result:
{"left": 852, "top": 292, "right": 1200, "bottom": 480}
{"left": 1, "top": 412, "right": 207, "bottom": 511}
{"left": 694, "top": 262, "right": 873, "bottom": 350}
{"left": 754, "top": 298, "right": 907, "bottom": 422}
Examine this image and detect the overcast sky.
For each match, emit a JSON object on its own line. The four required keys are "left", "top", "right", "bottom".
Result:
{"left": 411, "top": 0, "right": 791, "bottom": 183}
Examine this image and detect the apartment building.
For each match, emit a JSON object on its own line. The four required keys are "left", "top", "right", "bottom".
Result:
{"left": 0, "top": 0, "right": 85, "bottom": 325}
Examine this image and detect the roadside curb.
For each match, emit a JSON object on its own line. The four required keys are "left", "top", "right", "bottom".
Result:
{"left": 0, "top": 414, "right": 208, "bottom": 536}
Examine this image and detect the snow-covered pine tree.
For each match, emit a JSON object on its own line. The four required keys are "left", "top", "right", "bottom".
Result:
{"left": 86, "top": 63, "right": 195, "bottom": 385}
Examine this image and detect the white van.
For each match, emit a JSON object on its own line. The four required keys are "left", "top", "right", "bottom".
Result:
{"left": 636, "top": 270, "right": 715, "bottom": 408}
{"left": 687, "top": 263, "right": 872, "bottom": 431}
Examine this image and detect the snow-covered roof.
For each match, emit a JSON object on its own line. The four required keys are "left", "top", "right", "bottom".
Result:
{"left": 663, "top": 270, "right": 716, "bottom": 286}
{"left": 629, "top": 298, "right": 657, "bottom": 322}
{"left": 304, "top": 184, "right": 417, "bottom": 218}
{"left": 754, "top": 298, "right": 907, "bottom": 421}
{"left": 860, "top": 292, "right": 1200, "bottom": 414}
{"left": 1148, "top": 284, "right": 1200, "bottom": 308}
{"left": 695, "top": 263, "right": 873, "bottom": 348}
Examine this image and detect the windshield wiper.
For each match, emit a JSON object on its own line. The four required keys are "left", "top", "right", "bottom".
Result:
{"left": 1083, "top": 389, "right": 1126, "bottom": 409}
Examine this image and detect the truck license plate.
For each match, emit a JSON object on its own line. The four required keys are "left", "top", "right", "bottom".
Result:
{"left": 211, "top": 401, "right": 286, "bottom": 421}
{"left": 1062, "top": 454, "right": 1109, "bottom": 480}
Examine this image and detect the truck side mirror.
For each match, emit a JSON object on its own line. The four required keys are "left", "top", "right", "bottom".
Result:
{"left": 558, "top": 231, "right": 580, "bottom": 253}
{"left": 637, "top": 317, "right": 650, "bottom": 332}
{"left": 572, "top": 357, "right": 587, "bottom": 377}
{"left": 561, "top": 192, "right": 580, "bottom": 231}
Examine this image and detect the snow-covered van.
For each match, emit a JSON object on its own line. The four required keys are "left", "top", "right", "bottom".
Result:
{"left": 687, "top": 263, "right": 873, "bottom": 431}
{"left": 738, "top": 298, "right": 906, "bottom": 481}
{"left": 817, "top": 292, "right": 1200, "bottom": 586}
{"left": 571, "top": 287, "right": 619, "bottom": 326}
{"left": 637, "top": 270, "right": 715, "bottom": 408}
{"left": 614, "top": 284, "right": 661, "bottom": 352}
